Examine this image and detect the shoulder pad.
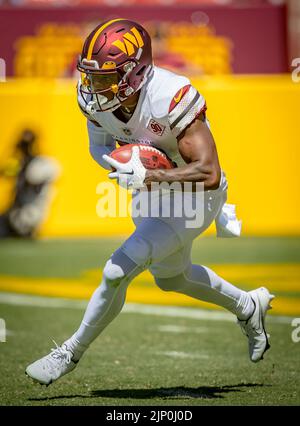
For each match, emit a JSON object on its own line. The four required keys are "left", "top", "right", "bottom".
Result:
{"left": 168, "top": 84, "right": 206, "bottom": 137}
{"left": 147, "top": 67, "right": 190, "bottom": 118}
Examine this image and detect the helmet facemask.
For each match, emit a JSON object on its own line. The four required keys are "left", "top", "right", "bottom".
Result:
{"left": 78, "top": 58, "right": 137, "bottom": 113}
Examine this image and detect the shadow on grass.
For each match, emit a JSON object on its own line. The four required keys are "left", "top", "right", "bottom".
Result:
{"left": 28, "top": 383, "right": 268, "bottom": 402}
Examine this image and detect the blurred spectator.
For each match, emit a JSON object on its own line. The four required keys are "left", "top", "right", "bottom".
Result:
{"left": 0, "top": 129, "right": 60, "bottom": 238}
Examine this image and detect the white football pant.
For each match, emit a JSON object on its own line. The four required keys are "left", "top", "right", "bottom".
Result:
{"left": 65, "top": 173, "right": 254, "bottom": 360}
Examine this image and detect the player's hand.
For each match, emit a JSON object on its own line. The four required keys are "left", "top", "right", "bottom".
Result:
{"left": 102, "top": 146, "right": 146, "bottom": 189}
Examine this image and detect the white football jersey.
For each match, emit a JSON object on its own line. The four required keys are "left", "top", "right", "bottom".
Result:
{"left": 77, "top": 66, "right": 241, "bottom": 242}
{"left": 77, "top": 66, "right": 207, "bottom": 167}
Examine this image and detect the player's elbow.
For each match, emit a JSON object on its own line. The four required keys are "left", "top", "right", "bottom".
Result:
{"left": 205, "top": 167, "right": 221, "bottom": 190}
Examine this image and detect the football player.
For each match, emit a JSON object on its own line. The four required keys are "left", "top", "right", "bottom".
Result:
{"left": 26, "top": 19, "right": 274, "bottom": 386}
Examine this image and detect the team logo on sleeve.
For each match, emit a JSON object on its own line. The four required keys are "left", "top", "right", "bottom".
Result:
{"left": 169, "top": 84, "right": 191, "bottom": 113}
{"left": 147, "top": 119, "right": 165, "bottom": 136}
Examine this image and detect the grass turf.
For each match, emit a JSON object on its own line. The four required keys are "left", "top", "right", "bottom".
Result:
{"left": 0, "top": 301, "right": 299, "bottom": 406}
{"left": 0, "top": 236, "right": 299, "bottom": 278}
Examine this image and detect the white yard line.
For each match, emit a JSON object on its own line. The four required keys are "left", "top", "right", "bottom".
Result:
{"left": 0, "top": 292, "right": 86, "bottom": 309}
{"left": 0, "top": 291, "right": 292, "bottom": 324}
{"left": 125, "top": 302, "right": 291, "bottom": 324}
{"left": 156, "top": 351, "right": 209, "bottom": 360}
{"left": 157, "top": 325, "right": 209, "bottom": 333}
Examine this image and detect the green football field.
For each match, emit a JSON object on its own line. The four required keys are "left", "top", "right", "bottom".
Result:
{"left": 0, "top": 236, "right": 299, "bottom": 406}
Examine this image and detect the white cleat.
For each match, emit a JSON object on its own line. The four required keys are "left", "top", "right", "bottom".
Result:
{"left": 238, "top": 287, "right": 275, "bottom": 363}
{"left": 25, "top": 341, "right": 78, "bottom": 386}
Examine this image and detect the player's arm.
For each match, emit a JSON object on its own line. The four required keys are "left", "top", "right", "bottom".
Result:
{"left": 145, "top": 84, "right": 221, "bottom": 190}
{"left": 87, "top": 120, "right": 115, "bottom": 170}
{"left": 144, "top": 113, "right": 221, "bottom": 190}
{"left": 77, "top": 80, "right": 115, "bottom": 170}
{"left": 77, "top": 80, "right": 116, "bottom": 170}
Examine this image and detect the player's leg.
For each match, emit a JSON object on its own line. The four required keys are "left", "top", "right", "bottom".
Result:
{"left": 154, "top": 263, "right": 274, "bottom": 362}
{"left": 154, "top": 260, "right": 254, "bottom": 320}
{"left": 149, "top": 181, "right": 273, "bottom": 362}
{"left": 64, "top": 249, "right": 145, "bottom": 359}
{"left": 146, "top": 177, "right": 252, "bottom": 317}
{"left": 151, "top": 241, "right": 254, "bottom": 320}
{"left": 25, "top": 248, "right": 144, "bottom": 385}
{"left": 66, "top": 219, "right": 182, "bottom": 356}
{"left": 25, "top": 218, "right": 182, "bottom": 385}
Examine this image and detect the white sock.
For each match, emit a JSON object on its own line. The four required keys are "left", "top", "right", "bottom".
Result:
{"left": 63, "top": 280, "right": 128, "bottom": 361}
{"left": 63, "top": 336, "right": 88, "bottom": 362}
{"left": 184, "top": 264, "right": 255, "bottom": 319}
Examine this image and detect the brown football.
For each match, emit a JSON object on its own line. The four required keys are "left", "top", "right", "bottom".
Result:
{"left": 110, "top": 144, "right": 175, "bottom": 170}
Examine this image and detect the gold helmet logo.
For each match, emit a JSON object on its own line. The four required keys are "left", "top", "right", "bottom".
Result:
{"left": 112, "top": 27, "right": 144, "bottom": 56}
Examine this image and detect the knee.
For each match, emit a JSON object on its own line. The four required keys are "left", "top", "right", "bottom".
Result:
{"left": 103, "top": 244, "right": 146, "bottom": 288}
{"left": 154, "top": 273, "right": 185, "bottom": 292}
{"left": 103, "top": 259, "right": 125, "bottom": 288}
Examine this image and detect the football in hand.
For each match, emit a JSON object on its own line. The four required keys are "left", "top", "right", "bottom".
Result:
{"left": 110, "top": 143, "right": 175, "bottom": 170}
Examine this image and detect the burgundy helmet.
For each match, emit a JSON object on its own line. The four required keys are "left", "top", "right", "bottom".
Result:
{"left": 77, "top": 18, "right": 153, "bottom": 112}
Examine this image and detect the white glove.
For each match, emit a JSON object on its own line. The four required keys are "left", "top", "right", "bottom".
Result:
{"left": 102, "top": 146, "right": 146, "bottom": 190}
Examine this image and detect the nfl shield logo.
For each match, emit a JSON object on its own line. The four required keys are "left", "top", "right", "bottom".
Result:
{"left": 123, "top": 128, "right": 132, "bottom": 136}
